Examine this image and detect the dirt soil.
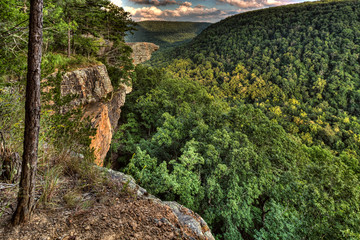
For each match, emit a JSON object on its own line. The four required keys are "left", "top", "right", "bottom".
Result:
{"left": 0, "top": 175, "right": 196, "bottom": 240}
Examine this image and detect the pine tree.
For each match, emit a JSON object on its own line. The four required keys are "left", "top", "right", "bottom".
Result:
{"left": 12, "top": 0, "right": 43, "bottom": 225}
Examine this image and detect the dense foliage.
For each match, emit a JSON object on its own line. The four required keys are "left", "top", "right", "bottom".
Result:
{"left": 3, "top": 0, "right": 360, "bottom": 238}
{"left": 113, "top": 1, "right": 360, "bottom": 239}
{"left": 1, "top": 0, "right": 135, "bottom": 84}
{"left": 151, "top": 0, "right": 360, "bottom": 158}
{"left": 113, "top": 65, "right": 360, "bottom": 239}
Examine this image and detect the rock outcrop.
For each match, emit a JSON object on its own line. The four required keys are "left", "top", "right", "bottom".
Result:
{"left": 104, "top": 168, "right": 215, "bottom": 240}
{"left": 57, "top": 42, "right": 158, "bottom": 165}
{"left": 126, "top": 42, "right": 159, "bottom": 65}
{"left": 60, "top": 65, "right": 113, "bottom": 107}
{"left": 57, "top": 64, "right": 130, "bottom": 166}
{"left": 55, "top": 41, "right": 158, "bottom": 165}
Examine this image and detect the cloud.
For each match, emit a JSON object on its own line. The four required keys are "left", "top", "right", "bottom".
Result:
{"left": 182, "top": 1, "right": 192, "bottom": 7}
{"left": 125, "top": 4, "right": 231, "bottom": 22}
{"left": 129, "top": 0, "right": 196, "bottom": 6}
{"left": 130, "top": 0, "right": 177, "bottom": 6}
{"left": 216, "top": 0, "right": 285, "bottom": 8}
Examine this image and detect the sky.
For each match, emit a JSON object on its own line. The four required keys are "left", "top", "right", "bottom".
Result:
{"left": 111, "top": 0, "right": 316, "bottom": 23}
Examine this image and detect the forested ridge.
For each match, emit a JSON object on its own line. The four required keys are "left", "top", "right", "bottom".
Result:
{"left": 112, "top": 0, "right": 360, "bottom": 239}
{"left": 150, "top": 0, "right": 360, "bottom": 158}
{"left": 125, "top": 21, "right": 211, "bottom": 49}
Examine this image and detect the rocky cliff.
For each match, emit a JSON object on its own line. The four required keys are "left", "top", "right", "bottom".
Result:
{"left": 0, "top": 59, "right": 216, "bottom": 240}
{"left": 56, "top": 64, "right": 131, "bottom": 166}
{"left": 56, "top": 41, "right": 159, "bottom": 165}
{"left": 126, "top": 42, "right": 159, "bottom": 65}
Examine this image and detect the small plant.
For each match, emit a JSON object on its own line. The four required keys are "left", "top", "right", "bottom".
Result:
{"left": 121, "top": 179, "right": 131, "bottom": 193}
{"left": 63, "top": 190, "right": 83, "bottom": 208}
{"left": 63, "top": 188, "right": 94, "bottom": 210}
{"left": 0, "top": 203, "right": 10, "bottom": 218}
{"left": 39, "top": 165, "right": 63, "bottom": 205}
{"left": 0, "top": 131, "right": 21, "bottom": 183}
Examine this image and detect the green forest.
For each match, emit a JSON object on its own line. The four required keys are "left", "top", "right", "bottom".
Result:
{"left": 112, "top": 0, "right": 360, "bottom": 239}
{"left": 1, "top": 0, "right": 360, "bottom": 239}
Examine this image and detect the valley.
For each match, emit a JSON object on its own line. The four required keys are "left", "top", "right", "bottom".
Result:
{"left": 1, "top": 0, "right": 360, "bottom": 239}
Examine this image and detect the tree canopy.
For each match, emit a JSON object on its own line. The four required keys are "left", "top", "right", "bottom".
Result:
{"left": 112, "top": 1, "right": 360, "bottom": 239}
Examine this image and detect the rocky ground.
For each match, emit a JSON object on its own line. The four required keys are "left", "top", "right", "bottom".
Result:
{"left": 0, "top": 169, "right": 214, "bottom": 240}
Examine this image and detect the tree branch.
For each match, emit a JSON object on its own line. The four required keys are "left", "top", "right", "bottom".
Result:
{"left": 0, "top": 19, "right": 28, "bottom": 40}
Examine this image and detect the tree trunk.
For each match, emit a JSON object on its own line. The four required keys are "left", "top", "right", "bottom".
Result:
{"left": 252, "top": 194, "right": 270, "bottom": 231}
{"left": 12, "top": 0, "right": 43, "bottom": 225}
{"left": 67, "top": 19, "right": 71, "bottom": 58}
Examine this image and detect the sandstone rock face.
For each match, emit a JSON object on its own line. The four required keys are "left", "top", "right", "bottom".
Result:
{"left": 126, "top": 42, "right": 159, "bottom": 65}
{"left": 83, "top": 103, "right": 112, "bottom": 166}
{"left": 104, "top": 168, "right": 215, "bottom": 240}
{"left": 59, "top": 64, "right": 129, "bottom": 166}
{"left": 60, "top": 65, "right": 113, "bottom": 107}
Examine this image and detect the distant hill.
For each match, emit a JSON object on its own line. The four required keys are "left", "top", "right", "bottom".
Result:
{"left": 125, "top": 21, "right": 211, "bottom": 50}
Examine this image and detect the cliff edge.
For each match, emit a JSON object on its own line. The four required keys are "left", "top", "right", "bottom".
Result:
{"left": 0, "top": 167, "right": 215, "bottom": 240}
